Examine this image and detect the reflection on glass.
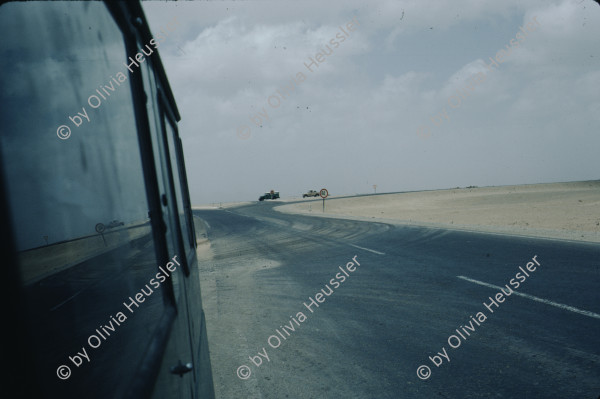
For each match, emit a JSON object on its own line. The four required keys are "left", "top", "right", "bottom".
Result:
{"left": 0, "top": 3, "right": 166, "bottom": 397}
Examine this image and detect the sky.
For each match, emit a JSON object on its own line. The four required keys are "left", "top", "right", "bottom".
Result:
{"left": 142, "top": 0, "right": 600, "bottom": 205}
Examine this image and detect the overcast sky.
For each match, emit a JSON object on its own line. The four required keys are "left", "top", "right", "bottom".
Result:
{"left": 142, "top": 0, "right": 600, "bottom": 205}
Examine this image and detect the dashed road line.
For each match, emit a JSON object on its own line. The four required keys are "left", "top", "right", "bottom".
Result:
{"left": 457, "top": 275, "right": 600, "bottom": 320}
{"left": 350, "top": 244, "right": 385, "bottom": 255}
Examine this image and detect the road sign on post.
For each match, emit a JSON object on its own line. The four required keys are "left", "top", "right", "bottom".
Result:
{"left": 319, "top": 188, "right": 329, "bottom": 212}
{"left": 95, "top": 223, "right": 107, "bottom": 246}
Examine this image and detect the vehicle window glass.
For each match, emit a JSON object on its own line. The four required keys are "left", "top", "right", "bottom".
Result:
{"left": 0, "top": 3, "right": 167, "bottom": 396}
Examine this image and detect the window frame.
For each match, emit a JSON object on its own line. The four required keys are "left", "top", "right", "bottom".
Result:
{"left": 104, "top": 2, "right": 185, "bottom": 397}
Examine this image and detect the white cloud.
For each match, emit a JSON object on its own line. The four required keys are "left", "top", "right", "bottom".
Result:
{"left": 143, "top": 0, "right": 600, "bottom": 203}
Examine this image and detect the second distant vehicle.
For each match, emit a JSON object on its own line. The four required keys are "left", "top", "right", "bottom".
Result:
{"left": 303, "top": 190, "right": 319, "bottom": 198}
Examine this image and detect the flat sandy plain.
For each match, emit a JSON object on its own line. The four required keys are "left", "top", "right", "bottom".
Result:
{"left": 274, "top": 180, "right": 600, "bottom": 243}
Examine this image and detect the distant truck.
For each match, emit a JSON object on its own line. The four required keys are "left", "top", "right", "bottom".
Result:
{"left": 303, "top": 190, "right": 319, "bottom": 198}
{"left": 259, "top": 190, "right": 280, "bottom": 201}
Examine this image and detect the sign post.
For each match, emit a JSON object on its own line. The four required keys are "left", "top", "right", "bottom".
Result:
{"left": 319, "top": 188, "right": 329, "bottom": 213}
{"left": 95, "top": 223, "right": 107, "bottom": 246}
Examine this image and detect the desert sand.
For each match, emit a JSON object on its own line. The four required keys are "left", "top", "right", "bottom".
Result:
{"left": 275, "top": 181, "right": 600, "bottom": 243}
{"left": 193, "top": 201, "right": 253, "bottom": 210}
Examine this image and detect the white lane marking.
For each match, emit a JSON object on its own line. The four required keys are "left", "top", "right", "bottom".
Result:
{"left": 457, "top": 275, "right": 600, "bottom": 320}
{"left": 350, "top": 244, "right": 385, "bottom": 255}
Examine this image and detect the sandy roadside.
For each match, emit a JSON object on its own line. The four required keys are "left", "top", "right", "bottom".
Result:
{"left": 193, "top": 201, "right": 253, "bottom": 210}
{"left": 275, "top": 181, "right": 600, "bottom": 243}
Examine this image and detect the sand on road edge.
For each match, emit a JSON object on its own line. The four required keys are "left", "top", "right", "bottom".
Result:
{"left": 275, "top": 181, "right": 600, "bottom": 243}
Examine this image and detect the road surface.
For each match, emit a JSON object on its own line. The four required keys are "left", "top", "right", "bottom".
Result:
{"left": 193, "top": 201, "right": 600, "bottom": 398}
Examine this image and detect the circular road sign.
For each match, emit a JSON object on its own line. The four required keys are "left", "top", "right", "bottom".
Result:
{"left": 95, "top": 223, "right": 106, "bottom": 233}
{"left": 319, "top": 188, "right": 329, "bottom": 199}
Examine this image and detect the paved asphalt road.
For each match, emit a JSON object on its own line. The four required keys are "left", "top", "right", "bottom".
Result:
{"left": 193, "top": 201, "right": 600, "bottom": 399}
